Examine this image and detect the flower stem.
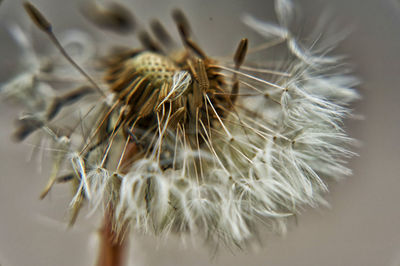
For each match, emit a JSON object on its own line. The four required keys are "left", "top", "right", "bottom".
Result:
{"left": 96, "top": 207, "right": 127, "bottom": 266}
{"left": 96, "top": 142, "right": 138, "bottom": 266}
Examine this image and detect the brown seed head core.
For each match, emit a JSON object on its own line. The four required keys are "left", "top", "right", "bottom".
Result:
{"left": 127, "top": 52, "right": 177, "bottom": 85}
{"left": 101, "top": 46, "right": 231, "bottom": 171}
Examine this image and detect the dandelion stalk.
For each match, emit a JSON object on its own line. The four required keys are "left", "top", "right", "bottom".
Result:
{"left": 97, "top": 206, "right": 127, "bottom": 266}
{"left": 96, "top": 140, "right": 139, "bottom": 266}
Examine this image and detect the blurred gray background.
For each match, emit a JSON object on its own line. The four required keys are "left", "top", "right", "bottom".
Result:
{"left": 1, "top": 0, "right": 400, "bottom": 265}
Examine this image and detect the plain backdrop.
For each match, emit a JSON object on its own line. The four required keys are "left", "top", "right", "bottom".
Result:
{"left": 1, "top": 0, "right": 400, "bottom": 265}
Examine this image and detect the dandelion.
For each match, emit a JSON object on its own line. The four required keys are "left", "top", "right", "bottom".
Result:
{"left": 1, "top": 0, "right": 358, "bottom": 264}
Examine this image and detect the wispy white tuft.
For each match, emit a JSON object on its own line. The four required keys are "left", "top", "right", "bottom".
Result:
{"left": 242, "top": 14, "right": 289, "bottom": 39}
{"left": 70, "top": 152, "right": 92, "bottom": 201}
{"left": 275, "top": 0, "right": 294, "bottom": 26}
{"left": 157, "top": 71, "right": 191, "bottom": 108}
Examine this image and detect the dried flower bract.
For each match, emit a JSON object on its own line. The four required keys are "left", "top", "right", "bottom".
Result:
{"left": 1, "top": 0, "right": 359, "bottom": 248}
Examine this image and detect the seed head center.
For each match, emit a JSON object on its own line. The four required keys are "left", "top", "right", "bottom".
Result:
{"left": 128, "top": 52, "right": 178, "bottom": 85}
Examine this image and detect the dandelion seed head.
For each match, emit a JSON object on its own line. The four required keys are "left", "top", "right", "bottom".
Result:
{"left": 1, "top": 0, "right": 359, "bottom": 249}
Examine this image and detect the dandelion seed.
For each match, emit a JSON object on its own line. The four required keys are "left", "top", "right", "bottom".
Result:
{"left": 2, "top": 0, "right": 358, "bottom": 257}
